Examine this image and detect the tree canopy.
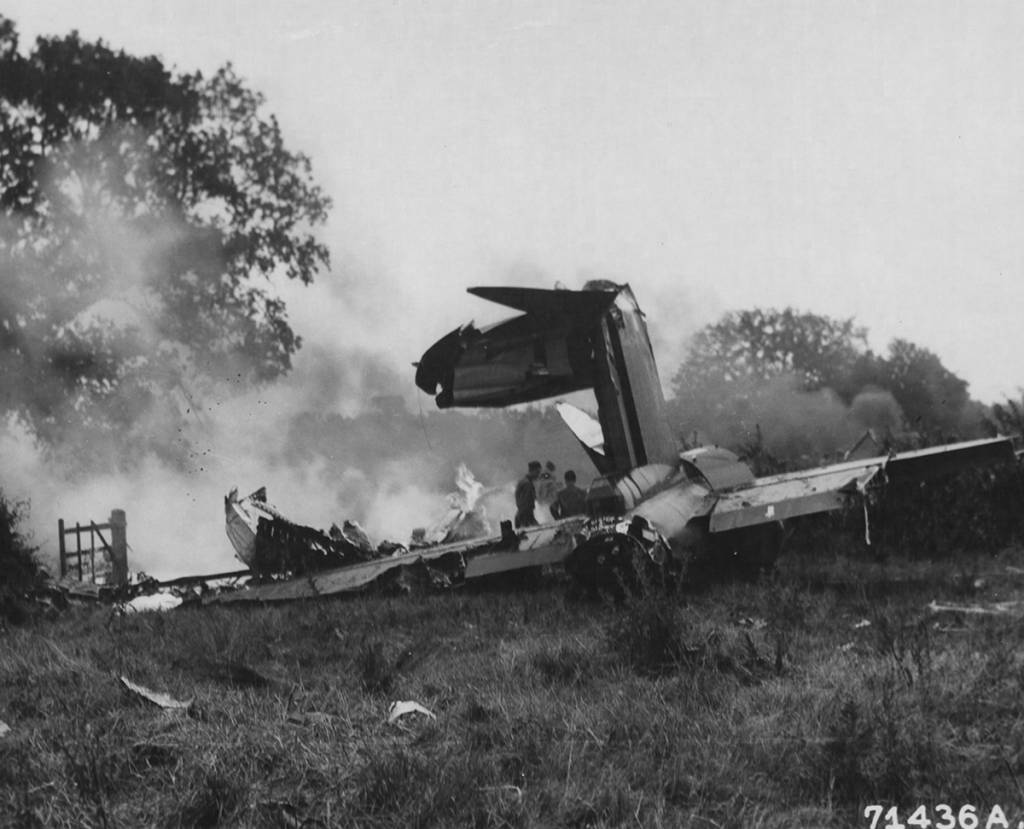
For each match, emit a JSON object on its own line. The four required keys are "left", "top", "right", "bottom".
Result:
{"left": 673, "top": 308, "right": 867, "bottom": 393}
{"left": 669, "top": 307, "right": 980, "bottom": 463}
{"left": 0, "top": 17, "right": 331, "bottom": 468}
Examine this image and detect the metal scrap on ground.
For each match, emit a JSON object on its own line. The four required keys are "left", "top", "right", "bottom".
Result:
{"left": 927, "top": 600, "right": 1024, "bottom": 616}
{"left": 211, "top": 515, "right": 585, "bottom": 604}
{"left": 119, "top": 676, "right": 194, "bottom": 711}
{"left": 388, "top": 700, "right": 436, "bottom": 723}
{"left": 124, "top": 593, "right": 183, "bottom": 613}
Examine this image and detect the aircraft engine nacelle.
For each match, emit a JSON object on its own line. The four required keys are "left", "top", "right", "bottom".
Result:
{"left": 568, "top": 466, "right": 784, "bottom": 591}
{"left": 568, "top": 478, "right": 715, "bottom": 592}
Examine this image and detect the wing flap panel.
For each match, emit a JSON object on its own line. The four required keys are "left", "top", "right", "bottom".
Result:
{"left": 709, "top": 467, "right": 879, "bottom": 532}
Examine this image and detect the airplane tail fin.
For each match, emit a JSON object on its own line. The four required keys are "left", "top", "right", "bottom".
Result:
{"left": 415, "top": 282, "right": 679, "bottom": 473}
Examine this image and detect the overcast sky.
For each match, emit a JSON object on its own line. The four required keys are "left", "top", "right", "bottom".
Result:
{"left": 7, "top": 0, "right": 1024, "bottom": 403}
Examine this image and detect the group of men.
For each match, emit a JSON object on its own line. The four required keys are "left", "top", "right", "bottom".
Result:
{"left": 514, "top": 460, "right": 588, "bottom": 527}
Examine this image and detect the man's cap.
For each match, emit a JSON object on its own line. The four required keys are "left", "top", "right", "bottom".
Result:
{"left": 545, "top": 460, "right": 556, "bottom": 471}
{"left": 528, "top": 460, "right": 542, "bottom": 470}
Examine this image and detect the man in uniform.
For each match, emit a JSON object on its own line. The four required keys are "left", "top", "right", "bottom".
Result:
{"left": 514, "top": 460, "right": 542, "bottom": 527}
{"left": 551, "top": 470, "right": 587, "bottom": 519}
{"left": 536, "top": 460, "right": 558, "bottom": 506}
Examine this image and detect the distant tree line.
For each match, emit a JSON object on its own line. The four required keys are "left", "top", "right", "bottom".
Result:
{"left": 667, "top": 307, "right": 1000, "bottom": 468}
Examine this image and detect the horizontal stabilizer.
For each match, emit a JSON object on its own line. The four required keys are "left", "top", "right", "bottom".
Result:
{"left": 468, "top": 286, "right": 617, "bottom": 317}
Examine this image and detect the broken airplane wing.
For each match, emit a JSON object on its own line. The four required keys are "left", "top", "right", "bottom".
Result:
{"left": 710, "top": 437, "right": 1017, "bottom": 533}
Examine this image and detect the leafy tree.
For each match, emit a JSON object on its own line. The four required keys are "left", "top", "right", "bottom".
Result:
{"left": 672, "top": 308, "right": 867, "bottom": 394}
{"left": 0, "top": 17, "right": 331, "bottom": 468}
{"left": 987, "top": 395, "right": 1024, "bottom": 438}
{"left": 670, "top": 309, "right": 870, "bottom": 458}
{"left": 670, "top": 307, "right": 978, "bottom": 461}
{"left": 873, "top": 339, "right": 970, "bottom": 438}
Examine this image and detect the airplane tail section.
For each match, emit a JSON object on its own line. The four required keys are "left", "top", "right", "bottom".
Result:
{"left": 415, "top": 282, "right": 678, "bottom": 473}
{"left": 590, "top": 285, "right": 678, "bottom": 471}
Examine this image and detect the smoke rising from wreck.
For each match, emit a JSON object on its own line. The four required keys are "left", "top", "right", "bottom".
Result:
{"left": 5, "top": 240, "right": 912, "bottom": 581}
{"left": 1, "top": 237, "right": 598, "bottom": 578}
{"left": 674, "top": 371, "right": 907, "bottom": 466}
{"left": 2, "top": 159, "right": 910, "bottom": 579}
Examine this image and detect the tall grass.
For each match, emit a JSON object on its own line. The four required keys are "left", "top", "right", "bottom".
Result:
{"left": 4, "top": 546, "right": 1024, "bottom": 826}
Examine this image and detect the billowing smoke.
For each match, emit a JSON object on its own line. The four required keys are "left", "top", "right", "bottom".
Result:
{"left": 0, "top": 134, "right": 533, "bottom": 577}
{"left": 1, "top": 242, "right": 595, "bottom": 580}
{"left": 2, "top": 331, "right": 596, "bottom": 580}
{"left": 673, "top": 371, "right": 906, "bottom": 469}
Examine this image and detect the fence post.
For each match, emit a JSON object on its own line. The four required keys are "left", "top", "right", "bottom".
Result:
{"left": 109, "top": 509, "right": 128, "bottom": 586}
{"left": 58, "top": 518, "right": 66, "bottom": 578}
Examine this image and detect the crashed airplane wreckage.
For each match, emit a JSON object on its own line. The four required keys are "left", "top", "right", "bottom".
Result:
{"left": 221, "top": 482, "right": 586, "bottom": 602}
{"left": 215, "top": 282, "right": 1017, "bottom": 604}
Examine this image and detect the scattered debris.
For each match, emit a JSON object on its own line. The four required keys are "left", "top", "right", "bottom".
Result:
{"left": 927, "top": 600, "right": 1024, "bottom": 616}
{"left": 736, "top": 616, "right": 767, "bottom": 630}
{"left": 0, "top": 720, "right": 10, "bottom": 739}
{"left": 119, "top": 676, "right": 194, "bottom": 711}
{"left": 225, "top": 466, "right": 500, "bottom": 586}
{"left": 387, "top": 700, "right": 436, "bottom": 723}
{"left": 852, "top": 619, "right": 871, "bottom": 629}
{"left": 226, "top": 487, "right": 372, "bottom": 576}
{"left": 125, "top": 592, "right": 183, "bottom": 613}
{"left": 56, "top": 576, "right": 121, "bottom": 603}
{"left": 193, "top": 661, "right": 278, "bottom": 690}
{"left": 209, "top": 518, "right": 585, "bottom": 605}
{"left": 333, "top": 520, "right": 374, "bottom": 555}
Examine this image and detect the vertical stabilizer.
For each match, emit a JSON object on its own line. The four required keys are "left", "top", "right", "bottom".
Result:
{"left": 588, "top": 284, "right": 677, "bottom": 472}
{"left": 415, "top": 282, "right": 679, "bottom": 474}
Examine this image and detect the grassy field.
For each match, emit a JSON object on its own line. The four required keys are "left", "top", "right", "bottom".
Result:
{"left": 4, "top": 545, "right": 1024, "bottom": 828}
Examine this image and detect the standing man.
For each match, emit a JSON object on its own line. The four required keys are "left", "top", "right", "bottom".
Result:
{"left": 515, "top": 460, "right": 542, "bottom": 527}
{"left": 536, "top": 460, "right": 558, "bottom": 506}
{"left": 551, "top": 469, "right": 587, "bottom": 519}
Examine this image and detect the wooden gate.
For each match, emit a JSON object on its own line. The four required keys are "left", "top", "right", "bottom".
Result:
{"left": 58, "top": 509, "right": 128, "bottom": 586}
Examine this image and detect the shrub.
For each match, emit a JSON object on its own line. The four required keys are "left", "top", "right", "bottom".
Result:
{"left": 0, "top": 490, "right": 41, "bottom": 624}
{"left": 605, "top": 591, "right": 695, "bottom": 677}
